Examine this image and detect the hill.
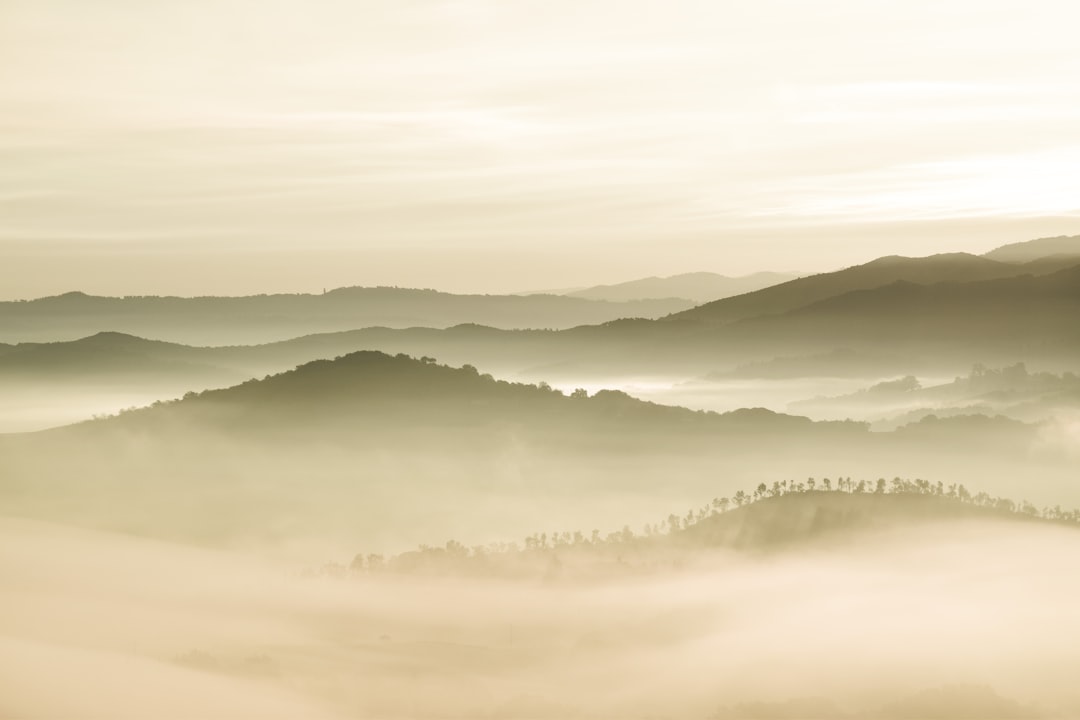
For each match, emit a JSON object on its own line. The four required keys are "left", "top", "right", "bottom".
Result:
{"left": 566, "top": 271, "right": 796, "bottom": 303}
{"left": 983, "top": 234, "right": 1080, "bottom": 263}
{"left": 8, "top": 260, "right": 1079, "bottom": 399}
{"left": 664, "top": 252, "right": 1061, "bottom": 326}
{"left": 0, "top": 351, "right": 897, "bottom": 550}
{"left": 0, "top": 332, "right": 238, "bottom": 384}
{"left": 715, "top": 264, "right": 1080, "bottom": 360}
{"left": 0, "top": 287, "right": 694, "bottom": 345}
{"left": 74, "top": 350, "right": 861, "bottom": 443}
{"left": 352, "top": 483, "right": 1078, "bottom": 579}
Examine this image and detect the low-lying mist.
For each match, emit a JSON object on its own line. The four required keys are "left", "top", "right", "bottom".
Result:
{"left": 3, "top": 509, "right": 1079, "bottom": 719}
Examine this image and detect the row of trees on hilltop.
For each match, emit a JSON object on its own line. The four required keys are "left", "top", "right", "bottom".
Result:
{"left": 312, "top": 477, "right": 1080, "bottom": 579}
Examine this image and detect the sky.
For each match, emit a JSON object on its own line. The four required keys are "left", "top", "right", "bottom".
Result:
{"left": 2, "top": 0, "right": 1079, "bottom": 297}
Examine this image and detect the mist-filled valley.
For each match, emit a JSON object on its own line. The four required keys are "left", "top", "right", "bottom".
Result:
{"left": 6, "top": 487, "right": 1080, "bottom": 719}
{"left": 4, "top": 21, "right": 1080, "bottom": 707}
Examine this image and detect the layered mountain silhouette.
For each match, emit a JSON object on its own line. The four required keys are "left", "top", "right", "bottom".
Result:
{"left": 0, "top": 287, "right": 693, "bottom": 345}
{"left": 0, "top": 351, "right": 1066, "bottom": 550}
{"left": 6, "top": 259, "right": 1079, "bottom": 389}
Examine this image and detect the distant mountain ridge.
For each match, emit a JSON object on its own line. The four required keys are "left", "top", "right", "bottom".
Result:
{"left": 0, "top": 286, "right": 695, "bottom": 345}
{"left": 983, "top": 234, "right": 1080, "bottom": 263}
{"left": 5, "top": 261, "right": 1080, "bottom": 393}
{"left": 566, "top": 271, "right": 797, "bottom": 303}
{"left": 663, "top": 252, "right": 1072, "bottom": 326}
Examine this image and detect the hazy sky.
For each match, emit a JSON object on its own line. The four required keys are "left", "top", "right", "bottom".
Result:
{"left": 3, "top": 0, "right": 1079, "bottom": 297}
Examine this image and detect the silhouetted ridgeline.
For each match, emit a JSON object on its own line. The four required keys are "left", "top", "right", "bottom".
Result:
{"left": 328, "top": 479, "right": 1079, "bottom": 579}
{"left": 4, "top": 243, "right": 1079, "bottom": 393}
{"left": 663, "top": 244, "right": 1080, "bottom": 324}
{"left": 566, "top": 271, "right": 798, "bottom": 303}
{"left": 82, "top": 351, "right": 864, "bottom": 444}
{"left": 0, "top": 286, "right": 694, "bottom": 345}
{"left": 983, "top": 233, "right": 1080, "bottom": 263}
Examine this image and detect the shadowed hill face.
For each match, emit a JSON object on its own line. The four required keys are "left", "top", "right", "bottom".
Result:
{"left": 663, "top": 252, "right": 1065, "bottom": 326}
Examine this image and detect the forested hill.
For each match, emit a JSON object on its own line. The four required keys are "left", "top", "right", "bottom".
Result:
{"left": 336, "top": 482, "right": 1080, "bottom": 578}
{"left": 67, "top": 351, "right": 864, "bottom": 441}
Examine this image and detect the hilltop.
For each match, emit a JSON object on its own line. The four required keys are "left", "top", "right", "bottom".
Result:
{"left": 76, "top": 350, "right": 862, "bottom": 444}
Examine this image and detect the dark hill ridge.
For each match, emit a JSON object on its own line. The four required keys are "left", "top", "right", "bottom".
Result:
{"left": 88, "top": 351, "right": 863, "bottom": 441}
{"left": 663, "top": 252, "right": 1062, "bottom": 326}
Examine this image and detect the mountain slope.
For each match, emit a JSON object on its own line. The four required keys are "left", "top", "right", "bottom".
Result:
{"left": 567, "top": 271, "right": 796, "bottom": 303}
{"left": 720, "top": 263, "right": 1080, "bottom": 353}
{"left": 663, "top": 253, "right": 1053, "bottom": 326}
{"left": 983, "top": 234, "right": 1080, "bottom": 263}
